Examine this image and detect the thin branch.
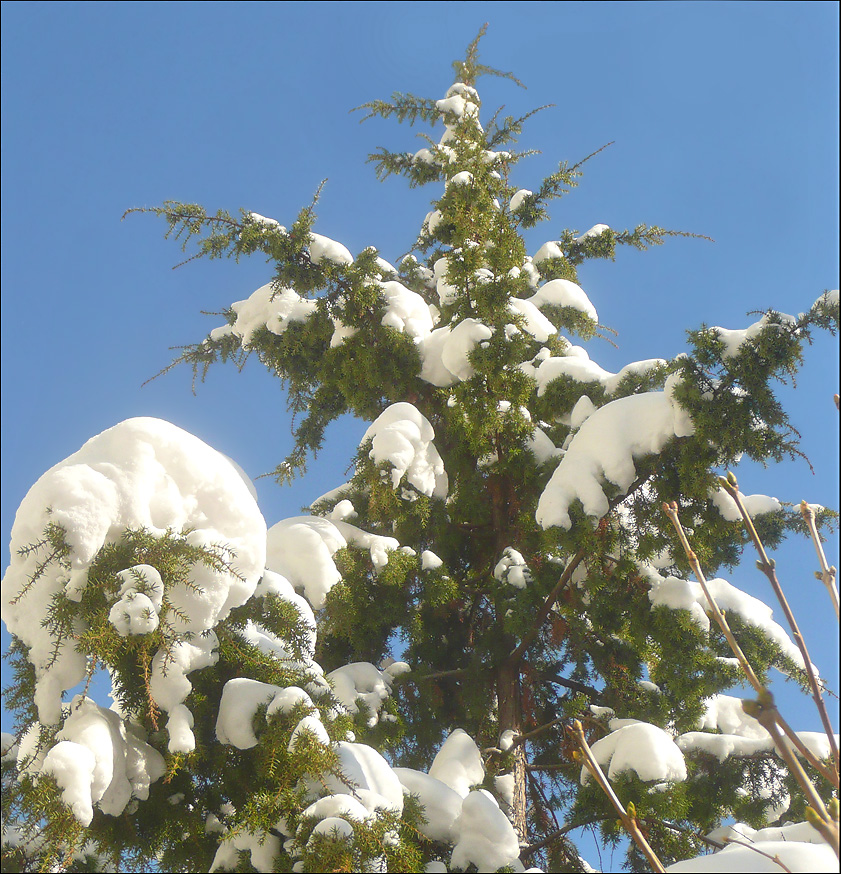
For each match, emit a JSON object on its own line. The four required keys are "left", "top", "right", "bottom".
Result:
{"left": 722, "top": 837, "right": 793, "bottom": 873}
{"left": 411, "top": 667, "right": 470, "bottom": 682}
{"left": 750, "top": 702, "right": 839, "bottom": 857}
{"left": 507, "top": 546, "right": 587, "bottom": 663}
{"left": 571, "top": 720, "right": 666, "bottom": 873}
{"left": 509, "top": 717, "right": 567, "bottom": 749}
{"left": 638, "top": 817, "right": 725, "bottom": 851}
{"left": 520, "top": 821, "right": 590, "bottom": 860}
{"left": 800, "top": 500, "right": 839, "bottom": 620}
{"left": 721, "top": 477, "right": 840, "bottom": 774}
{"left": 569, "top": 140, "right": 615, "bottom": 173}
{"left": 543, "top": 672, "right": 604, "bottom": 701}
{"left": 663, "top": 501, "right": 838, "bottom": 789}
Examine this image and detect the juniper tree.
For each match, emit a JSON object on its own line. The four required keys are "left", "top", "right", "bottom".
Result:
{"left": 2, "top": 30, "right": 838, "bottom": 874}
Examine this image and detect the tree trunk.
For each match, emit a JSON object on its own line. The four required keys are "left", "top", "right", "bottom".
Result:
{"left": 498, "top": 660, "right": 528, "bottom": 844}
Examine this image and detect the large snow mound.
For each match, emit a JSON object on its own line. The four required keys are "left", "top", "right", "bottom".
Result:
{"left": 536, "top": 374, "right": 694, "bottom": 529}
{"left": 1, "top": 417, "right": 267, "bottom": 725}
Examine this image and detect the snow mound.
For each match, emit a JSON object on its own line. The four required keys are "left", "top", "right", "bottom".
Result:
{"left": 646, "top": 568, "right": 813, "bottom": 673}
{"left": 581, "top": 722, "right": 687, "bottom": 785}
{"left": 527, "top": 278, "right": 598, "bottom": 323}
{"left": 38, "top": 696, "right": 166, "bottom": 827}
{"left": 361, "top": 403, "right": 448, "bottom": 499}
{"left": 537, "top": 374, "right": 694, "bottom": 529}
{"left": 1, "top": 417, "right": 266, "bottom": 726}
{"left": 451, "top": 790, "right": 521, "bottom": 873}
{"left": 428, "top": 729, "right": 485, "bottom": 798}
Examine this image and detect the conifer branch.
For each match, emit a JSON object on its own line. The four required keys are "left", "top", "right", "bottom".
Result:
{"left": 507, "top": 546, "right": 588, "bottom": 663}
{"left": 569, "top": 140, "right": 615, "bottom": 172}
{"left": 353, "top": 94, "right": 441, "bottom": 126}
{"left": 452, "top": 24, "right": 525, "bottom": 89}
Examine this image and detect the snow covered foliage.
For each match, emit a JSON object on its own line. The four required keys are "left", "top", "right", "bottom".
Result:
{"left": 3, "top": 30, "right": 839, "bottom": 874}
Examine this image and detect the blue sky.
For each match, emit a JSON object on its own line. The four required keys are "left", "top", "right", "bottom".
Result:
{"left": 2, "top": 1, "right": 838, "bottom": 743}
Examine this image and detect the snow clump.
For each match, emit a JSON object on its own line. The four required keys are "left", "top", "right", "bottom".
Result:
{"left": 360, "top": 402, "right": 449, "bottom": 499}
{"left": 536, "top": 373, "right": 695, "bottom": 529}
{"left": 1, "top": 417, "right": 267, "bottom": 727}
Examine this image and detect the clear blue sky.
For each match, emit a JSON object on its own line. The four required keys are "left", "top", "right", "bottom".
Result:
{"left": 2, "top": 1, "right": 838, "bottom": 742}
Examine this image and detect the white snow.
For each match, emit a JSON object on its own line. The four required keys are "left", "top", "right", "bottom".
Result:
{"left": 450, "top": 790, "right": 521, "bottom": 873}
{"left": 711, "top": 487, "right": 781, "bottom": 521}
{"left": 210, "top": 829, "right": 281, "bottom": 873}
{"left": 1, "top": 417, "right": 266, "bottom": 726}
{"left": 266, "top": 516, "right": 345, "bottom": 610}
{"left": 525, "top": 347, "right": 665, "bottom": 397}
{"left": 707, "top": 311, "right": 797, "bottom": 358}
{"left": 248, "top": 212, "right": 286, "bottom": 232}
{"left": 39, "top": 696, "right": 166, "bottom": 826}
{"left": 493, "top": 547, "right": 531, "bottom": 589}
{"left": 288, "top": 715, "right": 331, "bottom": 751}
{"left": 666, "top": 823, "right": 835, "bottom": 872}
{"left": 360, "top": 402, "right": 448, "bottom": 499}
{"left": 581, "top": 722, "right": 687, "bottom": 785}
{"left": 108, "top": 564, "right": 164, "bottom": 636}
{"left": 378, "top": 280, "right": 435, "bottom": 338}
{"left": 448, "top": 170, "right": 474, "bottom": 186}
{"left": 574, "top": 224, "right": 611, "bottom": 242}
{"left": 209, "top": 282, "right": 317, "bottom": 347}
{"left": 527, "top": 278, "right": 599, "bottom": 323}
{"left": 308, "top": 817, "right": 355, "bottom": 842}
{"left": 307, "top": 741, "right": 404, "bottom": 817}
{"left": 646, "top": 567, "right": 813, "bottom": 673}
{"left": 255, "top": 570, "right": 317, "bottom": 657}
{"left": 308, "top": 232, "right": 354, "bottom": 266}
{"left": 428, "top": 729, "right": 485, "bottom": 798}
{"left": 533, "top": 241, "right": 564, "bottom": 264}
{"left": 537, "top": 374, "right": 694, "bottom": 529}
{"left": 393, "top": 768, "right": 463, "bottom": 843}
{"left": 326, "top": 662, "right": 394, "bottom": 727}
{"left": 421, "top": 550, "right": 443, "bottom": 570}
{"left": 216, "top": 678, "right": 297, "bottom": 750}
{"left": 266, "top": 514, "right": 401, "bottom": 611}
{"left": 509, "top": 189, "right": 532, "bottom": 212}
{"left": 508, "top": 297, "right": 558, "bottom": 342}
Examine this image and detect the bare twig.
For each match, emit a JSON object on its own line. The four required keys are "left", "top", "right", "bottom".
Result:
{"left": 508, "top": 717, "right": 567, "bottom": 750}
{"left": 571, "top": 720, "right": 666, "bottom": 873}
{"left": 722, "top": 836, "right": 793, "bottom": 873}
{"left": 800, "top": 500, "right": 839, "bottom": 621}
{"left": 747, "top": 698, "right": 839, "bottom": 856}
{"left": 663, "top": 501, "right": 838, "bottom": 789}
{"left": 721, "top": 477, "right": 839, "bottom": 774}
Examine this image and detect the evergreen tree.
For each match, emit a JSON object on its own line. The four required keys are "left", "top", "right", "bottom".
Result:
{"left": 2, "top": 30, "right": 838, "bottom": 874}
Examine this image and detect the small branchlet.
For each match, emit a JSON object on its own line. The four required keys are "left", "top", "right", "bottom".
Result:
{"left": 801, "top": 499, "right": 839, "bottom": 620}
